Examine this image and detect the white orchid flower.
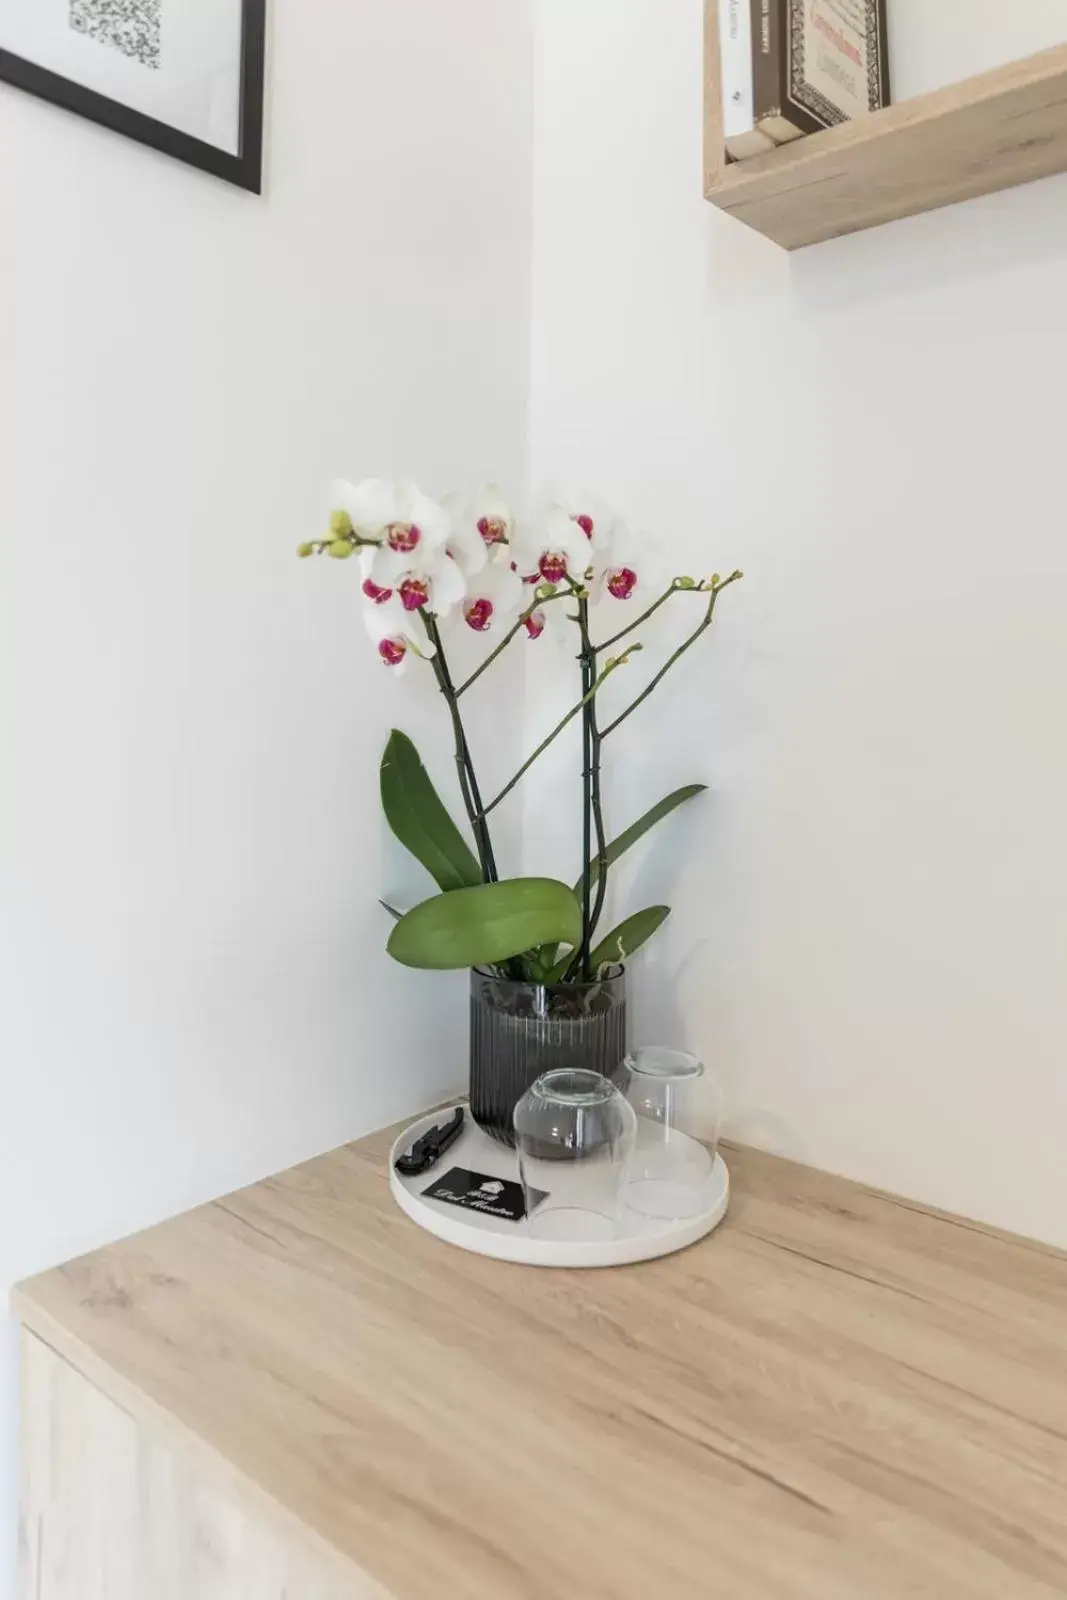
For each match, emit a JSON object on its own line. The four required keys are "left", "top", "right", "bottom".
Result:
{"left": 362, "top": 594, "right": 437, "bottom": 673}
{"left": 441, "top": 493, "right": 488, "bottom": 579}
{"left": 461, "top": 554, "right": 524, "bottom": 634}
{"left": 330, "top": 477, "right": 397, "bottom": 538}
{"left": 364, "top": 542, "right": 467, "bottom": 619}
{"left": 442, "top": 484, "right": 515, "bottom": 578}
{"left": 358, "top": 546, "right": 394, "bottom": 607}
{"left": 471, "top": 485, "right": 515, "bottom": 550}
{"left": 330, "top": 478, "right": 451, "bottom": 556}
{"left": 590, "top": 522, "right": 653, "bottom": 604}
{"left": 334, "top": 480, "right": 461, "bottom": 618}
{"left": 518, "top": 573, "right": 586, "bottom": 644}
{"left": 554, "top": 489, "right": 618, "bottom": 558}
{"left": 513, "top": 505, "right": 594, "bottom": 587}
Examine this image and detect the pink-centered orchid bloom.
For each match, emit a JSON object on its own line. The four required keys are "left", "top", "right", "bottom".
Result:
{"left": 590, "top": 524, "right": 650, "bottom": 605}
{"left": 331, "top": 479, "right": 450, "bottom": 553}
{"left": 337, "top": 480, "right": 462, "bottom": 618}
{"left": 362, "top": 594, "right": 437, "bottom": 673}
{"left": 362, "top": 542, "right": 466, "bottom": 618}
{"left": 554, "top": 490, "right": 618, "bottom": 559}
{"left": 442, "top": 485, "right": 515, "bottom": 578}
{"left": 461, "top": 556, "right": 524, "bottom": 634}
{"left": 513, "top": 506, "right": 595, "bottom": 587}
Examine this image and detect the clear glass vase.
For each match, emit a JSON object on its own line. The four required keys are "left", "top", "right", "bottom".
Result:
{"left": 469, "top": 966, "right": 627, "bottom": 1146}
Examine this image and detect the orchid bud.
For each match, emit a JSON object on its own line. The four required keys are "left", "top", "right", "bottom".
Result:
{"left": 297, "top": 542, "right": 315, "bottom": 559}
{"left": 676, "top": 575, "right": 696, "bottom": 589}
{"left": 328, "top": 540, "right": 353, "bottom": 559}
{"left": 710, "top": 573, "right": 721, "bottom": 587}
{"left": 330, "top": 509, "right": 354, "bottom": 538}
{"left": 535, "top": 583, "right": 558, "bottom": 601}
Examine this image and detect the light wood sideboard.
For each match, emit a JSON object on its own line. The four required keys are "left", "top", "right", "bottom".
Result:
{"left": 14, "top": 1121, "right": 1067, "bottom": 1598}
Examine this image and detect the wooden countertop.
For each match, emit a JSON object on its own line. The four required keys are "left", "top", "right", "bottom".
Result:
{"left": 15, "top": 1123, "right": 1067, "bottom": 1599}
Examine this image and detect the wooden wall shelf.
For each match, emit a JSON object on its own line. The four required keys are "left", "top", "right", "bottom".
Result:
{"left": 704, "top": 7, "right": 1067, "bottom": 250}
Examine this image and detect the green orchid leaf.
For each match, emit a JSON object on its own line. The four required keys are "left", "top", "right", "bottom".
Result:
{"left": 545, "top": 948, "right": 577, "bottom": 984}
{"left": 588, "top": 906, "right": 671, "bottom": 973}
{"left": 520, "top": 942, "right": 570, "bottom": 982}
{"left": 515, "top": 951, "right": 553, "bottom": 983}
{"left": 574, "top": 784, "right": 706, "bottom": 899}
{"left": 379, "top": 900, "right": 404, "bottom": 922}
{"left": 387, "top": 879, "right": 582, "bottom": 971}
{"left": 528, "top": 942, "right": 559, "bottom": 973}
{"left": 380, "top": 729, "right": 482, "bottom": 893}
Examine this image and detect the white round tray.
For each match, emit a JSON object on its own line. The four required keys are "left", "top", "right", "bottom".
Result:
{"left": 389, "top": 1107, "right": 729, "bottom": 1269}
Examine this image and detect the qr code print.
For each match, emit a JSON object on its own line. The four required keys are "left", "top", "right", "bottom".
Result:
{"left": 69, "top": 0, "right": 161, "bottom": 70}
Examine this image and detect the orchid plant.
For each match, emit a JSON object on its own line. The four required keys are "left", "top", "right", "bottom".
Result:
{"left": 299, "top": 479, "right": 741, "bottom": 984}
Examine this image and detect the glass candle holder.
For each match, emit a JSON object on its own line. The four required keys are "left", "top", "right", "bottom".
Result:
{"left": 619, "top": 1048, "right": 723, "bottom": 1221}
{"left": 513, "top": 1068, "right": 637, "bottom": 1244}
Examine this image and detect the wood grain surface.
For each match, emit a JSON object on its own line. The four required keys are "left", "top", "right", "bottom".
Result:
{"left": 704, "top": 1, "right": 1067, "bottom": 249}
{"left": 14, "top": 1126, "right": 1067, "bottom": 1600}
{"left": 20, "top": 1331, "right": 374, "bottom": 1600}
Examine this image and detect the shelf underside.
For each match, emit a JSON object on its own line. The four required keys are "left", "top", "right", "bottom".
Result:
{"left": 706, "top": 42, "right": 1067, "bottom": 249}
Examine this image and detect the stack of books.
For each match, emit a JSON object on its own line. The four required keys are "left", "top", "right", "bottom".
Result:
{"left": 720, "top": 0, "right": 891, "bottom": 162}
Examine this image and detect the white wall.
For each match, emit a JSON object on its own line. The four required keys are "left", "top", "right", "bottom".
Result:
{"left": 0, "top": 0, "right": 532, "bottom": 1588}
{"left": 891, "top": 0, "right": 1064, "bottom": 96}
{"left": 528, "top": 0, "right": 1067, "bottom": 1247}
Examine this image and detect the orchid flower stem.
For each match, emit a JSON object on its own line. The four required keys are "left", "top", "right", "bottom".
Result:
{"left": 578, "top": 599, "right": 594, "bottom": 976}
{"left": 479, "top": 648, "right": 637, "bottom": 821}
{"left": 564, "top": 596, "right": 610, "bottom": 984}
{"left": 585, "top": 706, "right": 609, "bottom": 973}
{"left": 601, "top": 571, "right": 743, "bottom": 740}
{"left": 308, "top": 534, "right": 381, "bottom": 555}
{"left": 421, "top": 613, "right": 499, "bottom": 885}
{"left": 595, "top": 582, "right": 681, "bottom": 654}
{"left": 454, "top": 589, "right": 572, "bottom": 699}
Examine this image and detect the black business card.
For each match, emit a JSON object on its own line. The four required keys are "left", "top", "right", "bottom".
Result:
{"left": 422, "top": 1166, "right": 547, "bottom": 1223}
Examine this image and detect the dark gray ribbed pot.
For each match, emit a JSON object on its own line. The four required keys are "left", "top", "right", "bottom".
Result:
{"left": 469, "top": 966, "right": 627, "bottom": 1146}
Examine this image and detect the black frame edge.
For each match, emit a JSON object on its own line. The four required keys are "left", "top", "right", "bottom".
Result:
{"left": 0, "top": 0, "right": 266, "bottom": 194}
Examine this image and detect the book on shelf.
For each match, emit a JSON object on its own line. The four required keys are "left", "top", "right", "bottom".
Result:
{"left": 720, "top": 0, "right": 891, "bottom": 162}
{"left": 718, "top": 0, "right": 777, "bottom": 160}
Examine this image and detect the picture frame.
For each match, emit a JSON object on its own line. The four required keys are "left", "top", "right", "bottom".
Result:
{"left": 0, "top": 0, "right": 266, "bottom": 193}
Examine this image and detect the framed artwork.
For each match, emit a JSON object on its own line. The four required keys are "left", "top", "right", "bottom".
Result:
{"left": 0, "top": 0, "right": 265, "bottom": 192}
